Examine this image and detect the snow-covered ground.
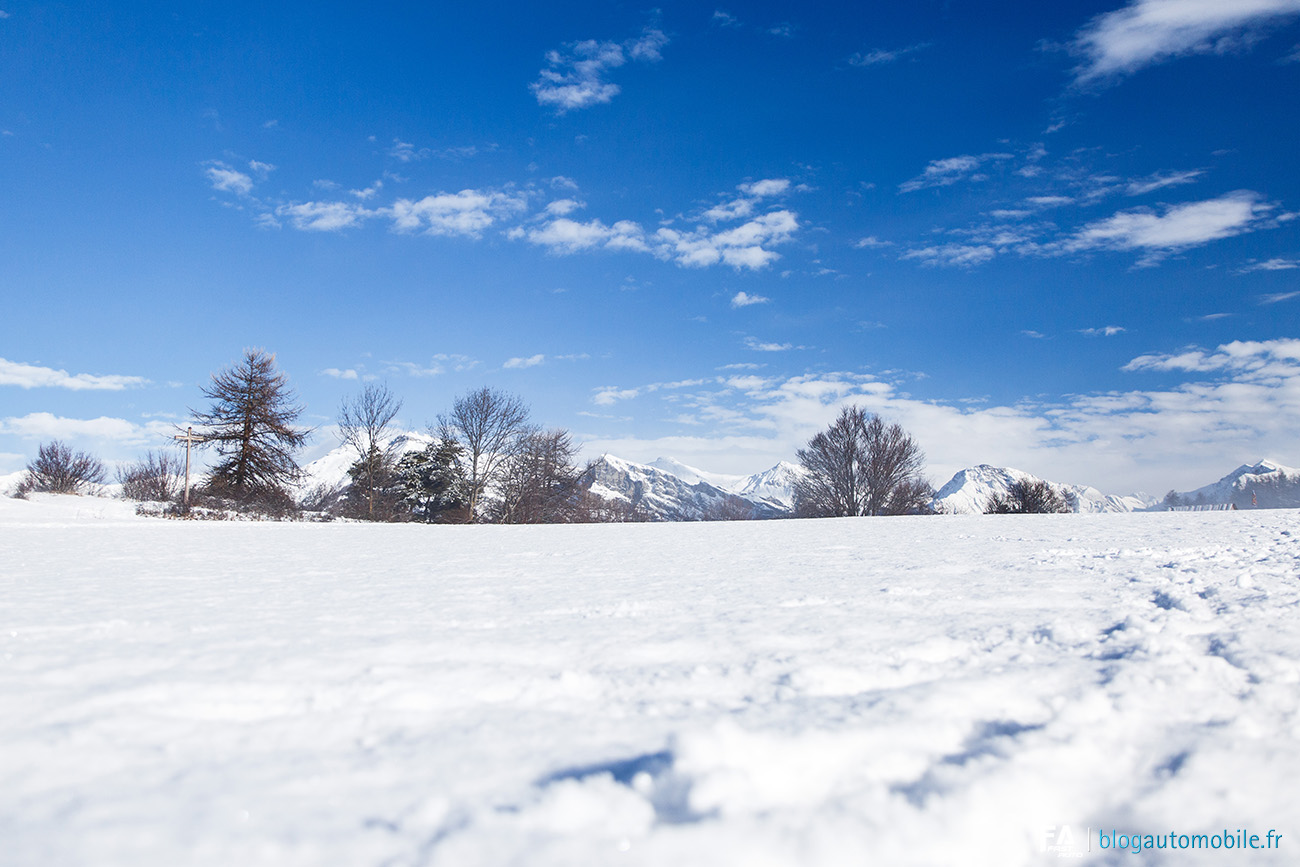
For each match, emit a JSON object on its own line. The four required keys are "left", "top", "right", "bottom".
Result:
{"left": 2, "top": 496, "right": 1298, "bottom": 865}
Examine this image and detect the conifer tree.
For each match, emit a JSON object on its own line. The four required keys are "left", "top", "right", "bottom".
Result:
{"left": 191, "top": 349, "right": 310, "bottom": 506}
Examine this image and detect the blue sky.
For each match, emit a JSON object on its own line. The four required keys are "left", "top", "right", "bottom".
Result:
{"left": 2, "top": 0, "right": 1299, "bottom": 494}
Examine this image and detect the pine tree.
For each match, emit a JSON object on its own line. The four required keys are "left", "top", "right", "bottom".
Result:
{"left": 191, "top": 349, "right": 310, "bottom": 507}
{"left": 395, "top": 438, "right": 470, "bottom": 522}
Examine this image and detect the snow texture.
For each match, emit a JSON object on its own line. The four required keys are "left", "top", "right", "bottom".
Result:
{"left": 2, "top": 494, "right": 1298, "bottom": 865}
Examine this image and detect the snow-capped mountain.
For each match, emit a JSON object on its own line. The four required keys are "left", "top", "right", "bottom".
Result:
{"left": 1173, "top": 459, "right": 1300, "bottom": 509}
{"left": 586, "top": 455, "right": 791, "bottom": 521}
{"left": 646, "top": 456, "right": 803, "bottom": 510}
{"left": 296, "top": 432, "right": 433, "bottom": 494}
{"left": 931, "top": 464, "right": 1155, "bottom": 514}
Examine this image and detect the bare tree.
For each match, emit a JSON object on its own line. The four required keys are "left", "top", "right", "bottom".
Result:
{"left": 191, "top": 349, "right": 311, "bottom": 507}
{"left": 118, "top": 450, "right": 182, "bottom": 502}
{"left": 490, "top": 428, "right": 589, "bottom": 524}
{"left": 337, "top": 382, "right": 404, "bottom": 519}
{"left": 793, "top": 406, "right": 932, "bottom": 517}
{"left": 18, "top": 440, "right": 106, "bottom": 496}
{"left": 438, "top": 387, "right": 531, "bottom": 522}
{"left": 985, "top": 479, "right": 1071, "bottom": 514}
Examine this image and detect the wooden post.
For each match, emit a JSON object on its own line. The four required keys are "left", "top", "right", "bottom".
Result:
{"left": 172, "top": 427, "right": 206, "bottom": 512}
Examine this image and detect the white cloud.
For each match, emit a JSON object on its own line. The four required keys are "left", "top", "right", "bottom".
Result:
{"left": 1079, "top": 326, "right": 1127, "bottom": 337}
{"left": 738, "top": 178, "right": 791, "bottom": 198}
{"left": 1072, "top": 0, "right": 1300, "bottom": 84}
{"left": 1261, "top": 290, "right": 1300, "bottom": 304}
{"left": 1125, "top": 169, "right": 1204, "bottom": 196}
{"left": 657, "top": 210, "right": 799, "bottom": 270}
{"left": 854, "top": 236, "right": 893, "bottom": 248}
{"left": 204, "top": 162, "right": 254, "bottom": 196}
{"left": 712, "top": 10, "right": 740, "bottom": 28}
{"left": 545, "top": 198, "right": 584, "bottom": 216}
{"left": 389, "top": 189, "right": 526, "bottom": 237}
{"left": 504, "top": 354, "right": 546, "bottom": 369}
{"left": 899, "top": 153, "right": 1013, "bottom": 193}
{"left": 579, "top": 343, "right": 1300, "bottom": 492}
{"left": 512, "top": 217, "right": 650, "bottom": 255}
{"left": 848, "top": 42, "right": 930, "bottom": 67}
{"left": 899, "top": 243, "right": 996, "bottom": 268}
{"left": 531, "top": 28, "right": 668, "bottom": 113}
{"left": 278, "top": 201, "right": 372, "bottom": 232}
{"left": 0, "top": 412, "right": 173, "bottom": 445}
{"left": 389, "top": 139, "right": 429, "bottom": 162}
{"left": 744, "top": 337, "right": 793, "bottom": 352}
{"left": 1062, "top": 191, "right": 1274, "bottom": 259}
{"left": 0, "top": 358, "right": 147, "bottom": 391}
{"left": 731, "top": 291, "right": 770, "bottom": 308}
{"left": 1238, "top": 257, "right": 1300, "bottom": 272}
{"left": 321, "top": 368, "right": 360, "bottom": 380}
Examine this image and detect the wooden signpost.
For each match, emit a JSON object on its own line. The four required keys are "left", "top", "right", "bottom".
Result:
{"left": 172, "top": 427, "right": 206, "bottom": 511}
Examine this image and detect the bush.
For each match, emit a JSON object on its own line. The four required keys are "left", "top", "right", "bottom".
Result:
{"left": 18, "top": 441, "right": 107, "bottom": 495}
{"left": 118, "top": 450, "right": 182, "bottom": 502}
{"left": 985, "top": 479, "right": 1071, "bottom": 514}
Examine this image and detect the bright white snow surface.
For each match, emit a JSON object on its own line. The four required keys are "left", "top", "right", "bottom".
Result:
{"left": 2, "top": 496, "right": 1298, "bottom": 866}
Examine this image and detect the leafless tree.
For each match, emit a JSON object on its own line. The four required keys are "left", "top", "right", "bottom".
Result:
{"left": 793, "top": 406, "right": 932, "bottom": 517}
{"left": 985, "top": 479, "right": 1071, "bottom": 514}
{"left": 490, "top": 428, "right": 588, "bottom": 523}
{"left": 17, "top": 440, "right": 106, "bottom": 496}
{"left": 191, "top": 349, "right": 311, "bottom": 507}
{"left": 118, "top": 450, "right": 183, "bottom": 501}
{"left": 438, "top": 387, "right": 531, "bottom": 522}
{"left": 337, "top": 382, "right": 404, "bottom": 519}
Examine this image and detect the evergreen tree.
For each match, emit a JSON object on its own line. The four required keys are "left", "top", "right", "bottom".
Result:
{"left": 395, "top": 438, "right": 470, "bottom": 522}
{"left": 191, "top": 349, "right": 310, "bottom": 507}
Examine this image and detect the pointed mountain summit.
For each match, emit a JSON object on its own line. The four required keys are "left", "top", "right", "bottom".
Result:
{"left": 1173, "top": 459, "right": 1300, "bottom": 509}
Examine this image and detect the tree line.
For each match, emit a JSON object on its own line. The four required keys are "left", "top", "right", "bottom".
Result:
{"left": 12, "top": 348, "right": 1075, "bottom": 520}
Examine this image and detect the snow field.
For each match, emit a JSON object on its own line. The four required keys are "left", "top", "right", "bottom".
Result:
{"left": 1, "top": 496, "right": 1298, "bottom": 865}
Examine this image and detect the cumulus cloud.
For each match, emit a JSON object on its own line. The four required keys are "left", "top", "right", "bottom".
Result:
{"left": 1072, "top": 0, "right": 1300, "bottom": 84}
{"left": 321, "top": 368, "right": 360, "bottom": 380}
{"left": 504, "top": 354, "right": 546, "bottom": 369}
{"left": 204, "top": 162, "right": 254, "bottom": 196}
{"left": 657, "top": 210, "right": 799, "bottom": 270}
{"left": 744, "top": 337, "right": 794, "bottom": 352}
{"left": 702, "top": 179, "right": 791, "bottom": 223}
{"left": 730, "top": 291, "right": 770, "bottom": 308}
{"left": 511, "top": 217, "right": 650, "bottom": 255}
{"left": 0, "top": 412, "right": 173, "bottom": 445}
{"left": 278, "top": 201, "right": 373, "bottom": 232}
{"left": 531, "top": 28, "right": 669, "bottom": 113}
{"left": 390, "top": 189, "right": 527, "bottom": 238}
{"left": 1079, "top": 326, "right": 1126, "bottom": 337}
{"left": 0, "top": 358, "right": 147, "bottom": 390}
